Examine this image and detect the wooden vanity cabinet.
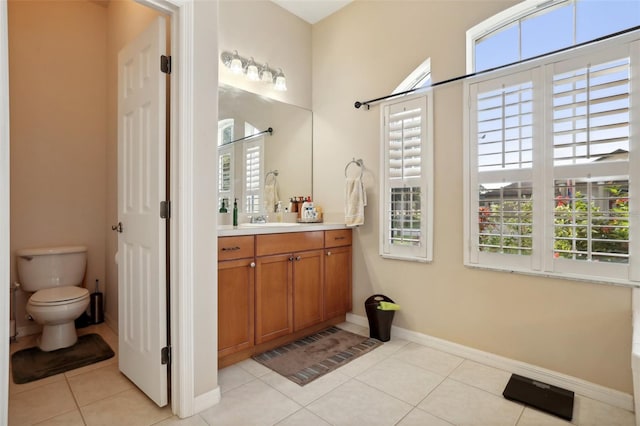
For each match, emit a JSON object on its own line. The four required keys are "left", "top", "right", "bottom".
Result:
{"left": 217, "top": 236, "right": 255, "bottom": 358}
{"left": 255, "top": 231, "right": 324, "bottom": 344}
{"left": 292, "top": 249, "right": 324, "bottom": 331}
{"left": 254, "top": 253, "right": 293, "bottom": 344}
{"left": 218, "top": 228, "right": 353, "bottom": 365}
{"left": 324, "top": 229, "right": 353, "bottom": 318}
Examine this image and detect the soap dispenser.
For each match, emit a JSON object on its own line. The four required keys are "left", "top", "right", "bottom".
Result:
{"left": 275, "top": 201, "right": 283, "bottom": 222}
{"left": 233, "top": 198, "right": 238, "bottom": 227}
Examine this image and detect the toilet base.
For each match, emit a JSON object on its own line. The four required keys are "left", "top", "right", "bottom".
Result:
{"left": 38, "top": 322, "right": 78, "bottom": 352}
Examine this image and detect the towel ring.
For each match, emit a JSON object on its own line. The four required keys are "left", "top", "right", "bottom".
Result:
{"left": 265, "top": 170, "right": 279, "bottom": 183}
{"left": 344, "top": 158, "right": 364, "bottom": 178}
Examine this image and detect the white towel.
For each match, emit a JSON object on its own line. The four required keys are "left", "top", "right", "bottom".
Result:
{"left": 345, "top": 176, "right": 367, "bottom": 227}
{"left": 264, "top": 182, "right": 280, "bottom": 213}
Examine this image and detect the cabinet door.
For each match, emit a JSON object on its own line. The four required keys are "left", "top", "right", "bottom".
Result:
{"left": 218, "top": 258, "right": 255, "bottom": 357}
{"left": 324, "top": 245, "right": 352, "bottom": 318}
{"left": 293, "top": 249, "right": 324, "bottom": 331}
{"left": 255, "top": 253, "right": 293, "bottom": 344}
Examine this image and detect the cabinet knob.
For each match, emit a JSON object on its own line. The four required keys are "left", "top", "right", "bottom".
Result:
{"left": 296, "top": 256, "right": 302, "bottom": 261}
{"left": 327, "top": 251, "right": 332, "bottom": 256}
{"left": 289, "top": 256, "right": 294, "bottom": 262}
{"left": 249, "top": 262, "right": 256, "bottom": 268}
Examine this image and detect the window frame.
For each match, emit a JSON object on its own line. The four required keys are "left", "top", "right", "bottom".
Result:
{"left": 380, "top": 93, "right": 434, "bottom": 262}
{"left": 467, "top": 0, "right": 640, "bottom": 74}
{"left": 463, "top": 30, "right": 640, "bottom": 286}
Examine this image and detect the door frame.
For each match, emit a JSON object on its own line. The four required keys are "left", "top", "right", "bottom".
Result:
{"left": 138, "top": 0, "right": 220, "bottom": 417}
{"left": 1, "top": 1, "right": 11, "bottom": 423}
{"left": 0, "top": 0, "right": 220, "bottom": 420}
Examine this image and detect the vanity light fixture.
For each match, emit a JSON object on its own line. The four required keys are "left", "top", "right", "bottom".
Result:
{"left": 220, "top": 50, "right": 287, "bottom": 91}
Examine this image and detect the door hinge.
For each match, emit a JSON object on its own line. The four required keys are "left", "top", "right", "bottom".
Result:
{"left": 161, "top": 346, "right": 171, "bottom": 365}
{"left": 160, "top": 201, "right": 171, "bottom": 219}
{"left": 161, "top": 55, "right": 171, "bottom": 74}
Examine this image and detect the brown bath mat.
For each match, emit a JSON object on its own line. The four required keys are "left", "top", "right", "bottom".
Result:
{"left": 252, "top": 326, "right": 381, "bottom": 386}
{"left": 11, "top": 333, "right": 114, "bottom": 384}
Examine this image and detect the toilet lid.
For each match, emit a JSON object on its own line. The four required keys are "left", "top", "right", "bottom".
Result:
{"left": 30, "top": 286, "right": 89, "bottom": 304}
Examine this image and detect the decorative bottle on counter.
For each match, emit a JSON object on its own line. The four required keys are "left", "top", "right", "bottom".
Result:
{"left": 233, "top": 198, "right": 238, "bottom": 227}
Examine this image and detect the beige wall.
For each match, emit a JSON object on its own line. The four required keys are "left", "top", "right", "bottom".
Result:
{"left": 312, "top": 0, "right": 633, "bottom": 393}
{"left": 8, "top": 0, "right": 108, "bottom": 332}
{"left": 219, "top": 0, "right": 312, "bottom": 109}
{"left": 104, "top": 0, "right": 163, "bottom": 331}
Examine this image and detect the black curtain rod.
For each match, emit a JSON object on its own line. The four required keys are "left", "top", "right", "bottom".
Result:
{"left": 222, "top": 127, "right": 273, "bottom": 145}
{"left": 354, "top": 25, "right": 640, "bottom": 110}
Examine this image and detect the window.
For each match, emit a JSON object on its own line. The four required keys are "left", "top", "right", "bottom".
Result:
{"left": 464, "top": 32, "right": 640, "bottom": 285}
{"left": 380, "top": 95, "right": 433, "bottom": 262}
{"left": 393, "top": 58, "right": 431, "bottom": 94}
{"left": 467, "top": 0, "right": 640, "bottom": 73}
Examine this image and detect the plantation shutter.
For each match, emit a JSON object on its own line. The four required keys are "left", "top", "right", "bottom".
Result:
{"left": 381, "top": 95, "right": 432, "bottom": 262}
{"left": 550, "top": 49, "right": 631, "bottom": 273}
{"left": 244, "top": 138, "right": 263, "bottom": 214}
{"left": 468, "top": 69, "right": 537, "bottom": 268}
{"left": 218, "top": 146, "right": 233, "bottom": 210}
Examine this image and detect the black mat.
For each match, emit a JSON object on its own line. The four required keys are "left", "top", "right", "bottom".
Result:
{"left": 11, "top": 333, "right": 114, "bottom": 384}
{"left": 503, "top": 374, "right": 574, "bottom": 420}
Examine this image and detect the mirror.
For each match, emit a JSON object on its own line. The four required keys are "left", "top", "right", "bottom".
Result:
{"left": 218, "top": 84, "right": 312, "bottom": 214}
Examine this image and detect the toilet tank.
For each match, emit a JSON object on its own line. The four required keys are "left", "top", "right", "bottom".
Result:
{"left": 16, "top": 246, "right": 88, "bottom": 292}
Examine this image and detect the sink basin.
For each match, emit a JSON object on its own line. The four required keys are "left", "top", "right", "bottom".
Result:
{"left": 239, "top": 222, "right": 300, "bottom": 227}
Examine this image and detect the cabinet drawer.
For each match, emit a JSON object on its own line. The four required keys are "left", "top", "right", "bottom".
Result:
{"left": 218, "top": 236, "right": 255, "bottom": 261}
{"left": 325, "top": 229, "right": 352, "bottom": 248}
{"left": 256, "top": 231, "right": 324, "bottom": 256}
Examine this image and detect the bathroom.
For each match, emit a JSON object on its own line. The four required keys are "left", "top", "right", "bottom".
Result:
{"left": 2, "top": 0, "right": 639, "bottom": 423}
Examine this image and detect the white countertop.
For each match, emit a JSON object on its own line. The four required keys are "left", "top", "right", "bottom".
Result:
{"left": 218, "top": 222, "right": 349, "bottom": 236}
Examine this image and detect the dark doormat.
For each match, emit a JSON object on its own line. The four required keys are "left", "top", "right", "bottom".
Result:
{"left": 11, "top": 333, "right": 115, "bottom": 384}
{"left": 252, "top": 326, "right": 382, "bottom": 386}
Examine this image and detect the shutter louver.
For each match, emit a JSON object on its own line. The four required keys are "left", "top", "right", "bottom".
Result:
{"left": 476, "top": 82, "right": 533, "bottom": 171}
{"left": 553, "top": 57, "right": 630, "bottom": 165}
{"left": 244, "top": 141, "right": 262, "bottom": 214}
{"left": 388, "top": 107, "right": 422, "bottom": 179}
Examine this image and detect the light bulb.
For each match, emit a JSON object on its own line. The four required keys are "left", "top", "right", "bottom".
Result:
{"left": 274, "top": 70, "right": 287, "bottom": 91}
{"left": 260, "top": 64, "right": 273, "bottom": 83}
{"left": 230, "top": 51, "right": 243, "bottom": 74}
{"left": 246, "top": 58, "right": 259, "bottom": 81}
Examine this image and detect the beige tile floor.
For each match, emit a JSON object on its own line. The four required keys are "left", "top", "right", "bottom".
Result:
{"left": 8, "top": 321, "right": 638, "bottom": 425}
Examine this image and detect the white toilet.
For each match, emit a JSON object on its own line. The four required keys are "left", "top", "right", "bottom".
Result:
{"left": 16, "top": 246, "right": 90, "bottom": 352}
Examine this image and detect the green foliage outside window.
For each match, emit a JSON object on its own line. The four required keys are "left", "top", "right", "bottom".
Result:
{"left": 478, "top": 186, "right": 629, "bottom": 262}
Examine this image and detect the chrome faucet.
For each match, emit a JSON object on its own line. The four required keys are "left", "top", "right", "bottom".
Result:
{"left": 250, "top": 215, "right": 268, "bottom": 224}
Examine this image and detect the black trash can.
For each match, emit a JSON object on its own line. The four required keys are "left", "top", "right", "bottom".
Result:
{"left": 365, "top": 294, "right": 395, "bottom": 342}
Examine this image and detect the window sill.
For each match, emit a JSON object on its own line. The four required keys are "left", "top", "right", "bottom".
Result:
{"left": 464, "top": 262, "right": 640, "bottom": 289}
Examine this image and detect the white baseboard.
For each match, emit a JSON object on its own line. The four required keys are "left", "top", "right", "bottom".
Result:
{"left": 346, "top": 313, "right": 633, "bottom": 411}
{"left": 193, "top": 386, "right": 221, "bottom": 415}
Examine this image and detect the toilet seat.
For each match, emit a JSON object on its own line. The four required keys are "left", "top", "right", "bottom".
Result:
{"left": 29, "top": 286, "right": 89, "bottom": 307}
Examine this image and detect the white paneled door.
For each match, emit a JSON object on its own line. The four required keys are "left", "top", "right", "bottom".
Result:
{"left": 116, "top": 16, "right": 168, "bottom": 407}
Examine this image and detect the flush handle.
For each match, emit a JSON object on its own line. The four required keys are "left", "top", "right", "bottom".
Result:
{"left": 111, "top": 222, "right": 123, "bottom": 233}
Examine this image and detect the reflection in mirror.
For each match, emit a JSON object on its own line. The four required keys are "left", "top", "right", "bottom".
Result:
{"left": 218, "top": 84, "right": 313, "bottom": 214}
